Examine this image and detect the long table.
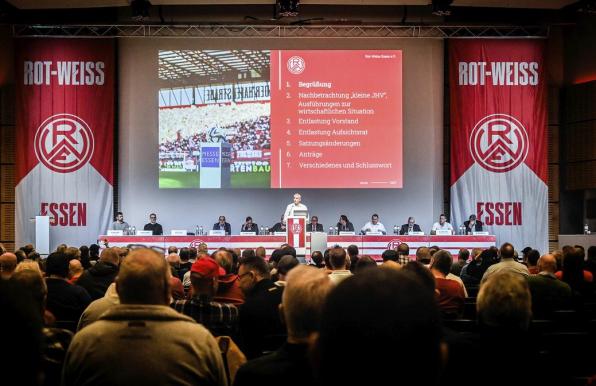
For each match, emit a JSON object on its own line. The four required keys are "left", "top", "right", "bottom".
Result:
{"left": 98, "top": 234, "right": 496, "bottom": 261}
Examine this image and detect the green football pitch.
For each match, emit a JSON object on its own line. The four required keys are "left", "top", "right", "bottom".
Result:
{"left": 159, "top": 171, "right": 270, "bottom": 189}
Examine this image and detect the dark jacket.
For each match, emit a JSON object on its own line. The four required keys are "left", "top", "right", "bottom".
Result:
{"left": 143, "top": 222, "right": 163, "bottom": 235}
{"left": 45, "top": 278, "right": 92, "bottom": 322}
{"left": 464, "top": 220, "right": 483, "bottom": 233}
{"left": 76, "top": 262, "right": 119, "bottom": 300}
{"left": 240, "top": 223, "right": 259, "bottom": 234}
{"left": 238, "top": 279, "right": 284, "bottom": 359}
{"left": 336, "top": 222, "right": 354, "bottom": 232}
{"left": 213, "top": 222, "right": 232, "bottom": 235}
{"left": 399, "top": 224, "right": 422, "bottom": 235}
{"left": 306, "top": 223, "right": 324, "bottom": 232}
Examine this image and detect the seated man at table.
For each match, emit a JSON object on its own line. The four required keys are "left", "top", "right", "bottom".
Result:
{"left": 143, "top": 213, "right": 163, "bottom": 235}
{"left": 463, "top": 214, "right": 483, "bottom": 234}
{"left": 212, "top": 215, "right": 231, "bottom": 235}
{"left": 109, "top": 212, "right": 129, "bottom": 233}
{"left": 431, "top": 214, "right": 453, "bottom": 235}
{"left": 241, "top": 216, "right": 259, "bottom": 234}
{"left": 270, "top": 215, "right": 287, "bottom": 233}
{"left": 306, "top": 216, "right": 324, "bottom": 232}
{"left": 360, "top": 214, "right": 387, "bottom": 235}
{"left": 399, "top": 217, "right": 422, "bottom": 235}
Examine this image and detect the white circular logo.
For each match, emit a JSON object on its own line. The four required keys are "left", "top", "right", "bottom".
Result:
{"left": 469, "top": 114, "right": 529, "bottom": 173}
{"left": 287, "top": 56, "right": 305, "bottom": 75}
{"left": 189, "top": 239, "right": 204, "bottom": 248}
{"left": 387, "top": 239, "right": 402, "bottom": 250}
{"left": 34, "top": 113, "right": 94, "bottom": 173}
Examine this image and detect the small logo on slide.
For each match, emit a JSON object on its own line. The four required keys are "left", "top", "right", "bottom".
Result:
{"left": 287, "top": 56, "right": 305, "bottom": 75}
{"left": 387, "top": 239, "right": 402, "bottom": 250}
{"left": 189, "top": 239, "right": 204, "bottom": 248}
{"left": 469, "top": 114, "right": 528, "bottom": 173}
{"left": 34, "top": 113, "right": 94, "bottom": 173}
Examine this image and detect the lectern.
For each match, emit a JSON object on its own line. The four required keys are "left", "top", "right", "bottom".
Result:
{"left": 287, "top": 215, "right": 307, "bottom": 257}
{"left": 35, "top": 215, "right": 50, "bottom": 255}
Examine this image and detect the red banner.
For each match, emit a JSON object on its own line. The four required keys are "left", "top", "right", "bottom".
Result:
{"left": 449, "top": 40, "right": 548, "bottom": 253}
{"left": 15, "top": 39, "right": 114, "bottom": 250}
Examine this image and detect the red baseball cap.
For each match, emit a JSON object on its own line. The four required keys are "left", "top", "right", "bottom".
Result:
{"left": 191, "top": 257, "right": 225, "bottom": 279}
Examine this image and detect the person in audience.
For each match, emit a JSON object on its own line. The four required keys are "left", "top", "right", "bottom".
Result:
{"left": 431, "top": 214, "right": 453, "bottom": 235}
{"left": 585, "top": 245, "right": 596, "bottom": 278}
{"left": 430, "top": 250, "right": 465, "bottom": 319}
{"left": 360, "top": 213, "right": 387, "bottom": 235}
{"left": 68, "top": 259, "right": 84, "bottom": 284}
{"left": 234, "top": 266, "right": 332, "bottom": 386}
{"left": 11, "top": 269, "right": 74, "bottom": 386}
{"left": 172, "top": 257, "right": 238, "bottom": 338}
{"left": 88, "top": 244, "right": 100, "bottom": 262}
{"left": 64, "top": 247, "right": 81, "bottom": 262}
{"left": 270, "top": 214, "right": 287, "bottom": 233}
{"left": 143, "top": 213, "right": 163, "bottom": 235}
{"left": 347, "top": 244, "right": 359, "bottom": 273}
{"left": 416, "top": 246, "right": 431, "bottom": 266}
{"left": 274, "top": 255, "right": 299, "bottom": 287}
{"left": 214, "top": 250, "right": 245, "bottom": 305}
{"left": 556, "top": 246, "right": 593, "bottom": 297}
{"left": 109, "top": 211, "right": 129, "bottom": 232}
{"left": 178, "top": 247, "right": 192, "bottom": 281}
{"left": 401, "top": 261, "right": 437, "bottom": 294}
{"left": 237, "top": 255, "right": 284, "bottom": 359}
{"left": 328, "top": 247, "right": 353, "bottom": 285}
{"left": 0, "top": 252, "right": 17, "bottom": 280}
{"left": 15, "top": 259, "right": 43, "bottom": 275}
{"left": 166, "top": 252, "right": 181, "bottom": 278}
{"left": 527, "top": 254, "right": 572, "bottom": 318}
{"left": 241, "top": 216, "right": 259, "bottom": 234}
{"left": 63, "top": 248, "right": 227, "bottom": 386}
{"left": 481, "top": 243, "right": 529, "bottom": 283}
{"left": 382, "top": 249, "right": 399, "bottom": 263}
{"left": 213, "top": 215, "right": 232, "bottom": 235}
{"left": 316, "top": 267, "right": 444, "bottom": 386}
{"left": 520, "top": 246, "right": 533, "bottom": 264}
{"left": 45, "top": 252, "right": 91, "bottom": 322}
{"left": 310, "top": 251, "right": 325, "bottom": 268}
{"left": 306, "top": 215, "right": 324, "bottom": 232}
{"left": 336, "top": 214, "right": 354, "bottom": 232}
{"left": 397, "top": 243, "right": 410, "bottom": 265}
{"left": 76, "top": 247, "right": 120, "bottom": 300}
{"left": 355, "top": 255, "right": 377, "bottom": 273}
{"left": 463, "top": 214, "right": 483, "bottom": 234}
{"left": 526, "top": 249, "right": 541, "bottom": 274}
{"left": 0, "top": 279, "right": 44, "bottom": 386}
{"left": 450, "top": 248, "right": 469, "bottom": 276}
{"left": 0, "top": 242, "right": 5, "bottom": 254}
{"left": 461, "top": 248, "right": 495, "bottom": 288}
{"left": 79, "top": 245, "right": 91, "bottom": 270}
{"left": 242, "top": 249, "right": 256, "bottom": 260}
{"left": 255, "top": 246, "right": 266, "bottom": 259}
{"left": 77, "top": 283, "right": 120, "bottom": 331}
{"left": 399, "top": 216, "right": 422, "bottom": 235}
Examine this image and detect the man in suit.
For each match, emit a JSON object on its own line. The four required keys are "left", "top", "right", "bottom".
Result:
{"left": 241, "top": 216, "right": 259, "bottom": 234}
{"left": 464, "top": 214, "right": 483, "bottom": 234}
{"left": 212, "top": 215, "right": 231, "bottom": 235}
{"left": 399, "top": 217, "right": 422, "bottom": 235}
{"left": 306, "top": 216, "right": 324, "bottom": 232}
{"left": 270, "top": 214, "right": 287, "bottom": 233}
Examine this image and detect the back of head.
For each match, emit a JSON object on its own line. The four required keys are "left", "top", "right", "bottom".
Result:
{"left": 255, "top": 246, "right": 267, "bottom": 259}
{"left": 317, "top": 268, "right": 442, "bottom": 385}
{"left": 189, "top": 247, "right": 198, "bottom": 261}
{"left": 178, "top": 247, "right": 190, "bottom": 261}
{"left": 430, "top": 250, "right": 453, "bottom": 276}
{"left": 355, "top": 255, "right": 377, "bottom": 273}
{"left": 416, "top": 247, "right": 431, "bottom": 264}
{"left": 277, "top": 255, "right": 300, "bottom": 277}
{"left": 100, "top": 247, "right": 120, "bottom": 265}
{"left": 329, "top": 247, "right": 347, "bottom": 270}
{"left": 526, "top": 249, "right": 540, "bottom": 266}
{"left": 347, "top": 244, "right": 359, "bottom": 258}
{"left": 89, "top": 244, "right": 100, "bottom": 259}
{"left": 562, "top": 247, "right": 584, "bottom": 285}
{"left": 281, "top": 245, "right": 297, "bottom": 258}
{"left": 213, "top": 250, "right": 233, "bottom": 275}
{"left": 116, "top": 249, "right": 170, "bottom": 305}
{"left": 65, "top": 246, "right": 80, "bottom": 260}
{"left": 499, "top": 243, "right": 515, "bottom": 260}
{"left": 381, "top": 249, "right": 398, "bottom": 262}
{"left": 311, "top": 251, "right": 324, "bottom": 268}
{"left": 537, "top": 254, "right": 557, "bottom": 274}
{"left": 168, "top": 246, "right": 179, "bottom": 255}
{"left": 10, "top": 269, "right": 47, "bottom": 315}
{"left": 477, "top": 272, "right": 531, "bottom": 331}
{"left": 397, "top": 243, "right": 409, "bottom": 256}
{"left": 166, "top": 253, "right": 180, "bottom": 266}
{"left": 241, "top": 249, "right": 256, "bottom": 259}
{"left": 283, "top": 265, "right": 332, "bottom": 340}
{"left": 402, "top": 261, "right": 436, "bottom": 293}
{"left": 239, "top": 255, "right": 270, "bottom": 280}
{"left": 458, "top": 248, "right": 470, "bottom": 262}
{"left": 45, "top": 252, "right": 70, "bottom": 278}
{"left": 0, "top": 252, "right": 18, "bottom": 278}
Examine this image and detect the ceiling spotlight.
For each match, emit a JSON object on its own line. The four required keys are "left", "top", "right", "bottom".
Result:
{"left": 131, "top": 0, "right": 151, "bottom": 21}
{"left": 277, "top": 0, "right": 300, "bottom": 17}
{"left": 431, "top": 0, "right": 453, "bottom": 16}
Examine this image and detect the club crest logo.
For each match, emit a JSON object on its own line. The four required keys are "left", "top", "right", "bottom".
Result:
{"left": 287, "top": 56, "right": 305, "bottom": 75}
{"left": 387, "top": 239, "right": 402, "bottom": 250}
{"left": 469, "top": 114, "right": 529, "bottom": 173}
{"left": 292, "top": 223, "right": 303, "bottom": 234}
{"left": 34, "top": 113, "right": 94, "bottom": 173}
{"left": 189, "top": 239, "right": 204, "bottom": 248}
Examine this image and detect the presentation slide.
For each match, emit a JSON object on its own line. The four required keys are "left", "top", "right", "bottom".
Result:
{"left": 158, "top": 50, "right": 402, "bottom": 189}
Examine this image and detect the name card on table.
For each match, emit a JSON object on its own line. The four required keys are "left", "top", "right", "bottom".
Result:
{"left": 107, "top": 230, "right": 123, "bottom": 236}
{"left": 408, "top": 231, "right": 425, "bottom": 235}
{"left": 473, "top": 231, "right": 489, "bottom": 235}
{"left": 339, "top": 231, "right": 356, "bottom": 235}
{"left": 274, "top": 232, "right": 287, "bottom": 236}
{"left": 240, "top": 232, "right": 257, "bottom": 236}
{"left": 136, "top": 230, "right": 153, "bottom": 236}
{"left": 366, "top": 231, "right": 383, "bottom": 235}
{"left": 209, "top": 230, "right": 225, "bottom": 236}
{"left": 435, "top": 229, "right": 452, "bottom": 235}
{"left": 171, "top": 230, "right": 187, "bottom": 236}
